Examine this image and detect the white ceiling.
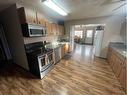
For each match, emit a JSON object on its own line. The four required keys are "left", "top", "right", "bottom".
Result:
{"left": 0, "top": 0, "right": 126, "bottom": 21}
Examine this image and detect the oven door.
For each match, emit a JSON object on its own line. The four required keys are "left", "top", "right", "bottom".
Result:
{"left": 47, "top": 51, "right": 54, "bottom": 64}
{"left": 38, "top": 55, "right": 47, "bottom": 71}
{"left": 38, "top": 54, "right": 52, "bottom": 72}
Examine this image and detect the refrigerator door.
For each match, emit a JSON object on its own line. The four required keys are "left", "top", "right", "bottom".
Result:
{"left": 0, "top": 40, "right": 6, "bottom": 61}
{"left": 0, "top": 24, "right": 12, "bottom": 60}
{"left": 94, "top": 30, "right": 104, "bottom": 57}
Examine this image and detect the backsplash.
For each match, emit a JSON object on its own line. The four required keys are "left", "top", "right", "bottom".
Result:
{"left": 24, "top": 36, "right": 58, "bottom": 44}
{"left": 57, "top": 36, "right": 70, "bottom": 42}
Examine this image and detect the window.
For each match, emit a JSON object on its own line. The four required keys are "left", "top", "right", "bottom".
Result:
{"left": 86, "top": 30, "right": 93, "bottom": 38}
{"left": 75, "top": 30, "right": 83, "bottom": 38}
{"left": 75, "top": 25, "right": 81, "bottom": 28}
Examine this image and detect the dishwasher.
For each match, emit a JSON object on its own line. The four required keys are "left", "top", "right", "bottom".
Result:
{"left": 54, "top": 47, "right": 61, "bottom": 63}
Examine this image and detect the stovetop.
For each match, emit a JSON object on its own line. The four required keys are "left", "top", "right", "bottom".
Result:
{"left": 25, "top": 42, "right": 53, "bottom": 56}
{"left": 26, "top": 48, "right": 53, "bottom": 56}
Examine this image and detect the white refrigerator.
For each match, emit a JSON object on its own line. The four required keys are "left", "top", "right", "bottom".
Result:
{"left": 94, "top": 30, "right": 104, "bottom": 57}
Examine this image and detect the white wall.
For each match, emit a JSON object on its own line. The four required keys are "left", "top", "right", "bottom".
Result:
{"left": 65, "top": 6, "right": 126, "bottom": 58}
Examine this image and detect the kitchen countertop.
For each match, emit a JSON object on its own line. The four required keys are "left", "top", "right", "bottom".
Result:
{"left": 45, "top": 42, "right": 70, "bottom": 49}
{"left": 109, "top": 42, "right": 127, "bottom": 58}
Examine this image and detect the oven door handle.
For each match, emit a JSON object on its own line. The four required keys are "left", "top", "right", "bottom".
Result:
{"left": 38, "top": 56, "right": 46, "bottom": 71}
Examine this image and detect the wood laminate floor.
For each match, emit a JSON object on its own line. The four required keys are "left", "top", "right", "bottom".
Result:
{"left": 0, "top": 44, "right": 125, "bottom": 95}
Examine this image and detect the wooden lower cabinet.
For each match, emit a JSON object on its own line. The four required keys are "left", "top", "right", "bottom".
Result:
{"left": 119, "top": 65, "right": 126, "bottom": 91}
{"left": 113, "top": 59, "right": 123, "bottom": 77}
{"left": 61, "top": 45, "right": 65, "bottom": 58}
{"left": 61, "top": 44, "right": 72, "bottom": 58}
{"left": 107, "top": 47, "right": 126, "bottom": 92}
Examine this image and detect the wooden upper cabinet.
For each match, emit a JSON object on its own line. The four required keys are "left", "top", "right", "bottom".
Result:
{"left": 36, "top": 12, "right": 46, "bottom": 26}
{"left": 56, "top": 24, "right": 60, "bottom": 35}
{"left": 46, "top": 21, "right": 52, "bottom": 35}
{"left": 51, "top": 23, "right": 57, "bottom": 35}
{"left": 18, "top": 7, "right": 37, "bottom": 24}
{"left": 59, "top": 25, "right": 65, "bottom": 36}
{"left": 17, "top": 7, "right": 65, "bottom": 37}
{"left": 61, "top": 26, "right": 65, "bottom": 35}
{"left": 58, "top": 25, "right": 62, "bottom": 36}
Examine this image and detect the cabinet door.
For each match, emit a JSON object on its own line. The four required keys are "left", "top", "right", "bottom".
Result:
{"left": 37, "top": 12, "right": 46, "bottom": 26}
{"left": 25, "top": 8, "right": 37, "bottom": 24}
{"left": 59, "top": 25, "right": 62, "bottom": 36}
{"left": 61, "top": 45, "right": 65, "bottom": 58}
{"left": 46, "top": 22, "right": 52, "bottom": 35}
{"left": 65, "top": 44, "right": 69, "bottom": 54}
{"left": 51, "top": 23, "right": 57, "bottom": 35}
{"left": 107, "top": 48, "right": 112, "bottom": 63}
{"left": 113, "top": 57, "right": 123, "bottom": 77}
{"left": 119, "top": 62, "right": 126, "bottom": 91}
{"left": 61, "top": 26, "right": 65, "bottom": 35}
{"left": 110, "top": 52, "right": 116, "bottom": 68}
{"left": 18, "top": 7, "right": 37, "bottom": 24}
{"left": 55, "top": 24, "right": 59, "bottom": 35}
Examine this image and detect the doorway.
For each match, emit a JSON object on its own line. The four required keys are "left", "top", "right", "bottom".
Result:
{"left": 74, "top": 25, "right": 95, "bottom": 45}
{"left": 70, "top": 24, "right": 105, "bottom": 58}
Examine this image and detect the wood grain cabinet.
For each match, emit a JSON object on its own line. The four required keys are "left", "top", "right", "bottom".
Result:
{"left": 56, "top": 24, "right": 60, "bottom": 35}
{"left": 58, "top": 25, "right": 65, "bottom": 36}
{"left": 18, "top": 7, "right": 37, "bottom": 24}
{"left": 46, "top": 22, "right": 52, "bottom": 35}
{"left": 119, "top": 63, "right": 126, "bottom": 90}
{"left": 107, "top": 47, "right": 126, "bottom": 92}
{"left": 65, "top": 43, "right": 72, "bottom": 53}
{"left": 36, "top": 12, "right": 46, "bottom": 26}
{"left": 61, "top": 44, "right": 72, "bottom": 58}
{"left": 61, "top": 26, "right": 65, "bottom": 35}
{"left": 51, "top": 23, "right": 57, "bottom": 35}
{"left": 58, "top": 25, "right": 62, "bottom": 36}
{"left": 18, "top": 7, "right": 65, "bottom": 36}
{"left": 50, "top": 24, "right": 65, "bottom": 36}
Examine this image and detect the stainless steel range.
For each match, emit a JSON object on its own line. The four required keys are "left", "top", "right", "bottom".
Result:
{"left": 25, "top": 42, "right": 54, "bottom": 79}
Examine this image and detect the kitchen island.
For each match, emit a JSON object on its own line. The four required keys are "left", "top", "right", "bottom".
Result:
{"left": 107, "top": 42, "right": 126, "bottom": 92}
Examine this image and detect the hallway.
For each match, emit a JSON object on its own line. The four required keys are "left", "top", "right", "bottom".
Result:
{"left": 0, "top": 44, "right": 125, "bottom": 95}
{"left": 71, "top": 44, "right": 94, "bottom": 64}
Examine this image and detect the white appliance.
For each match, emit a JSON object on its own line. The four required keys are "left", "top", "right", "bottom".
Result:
{"left": 94, "top": 30, "right": 104, "bottom": 57}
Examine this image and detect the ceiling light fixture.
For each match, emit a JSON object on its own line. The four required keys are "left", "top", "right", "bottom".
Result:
{"left": 42, "top": 0, "right": 68, "bottom": 16}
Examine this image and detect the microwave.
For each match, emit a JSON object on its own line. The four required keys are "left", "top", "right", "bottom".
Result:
{"left": 21, "top": 23, "right": 46, "bottom": 37}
